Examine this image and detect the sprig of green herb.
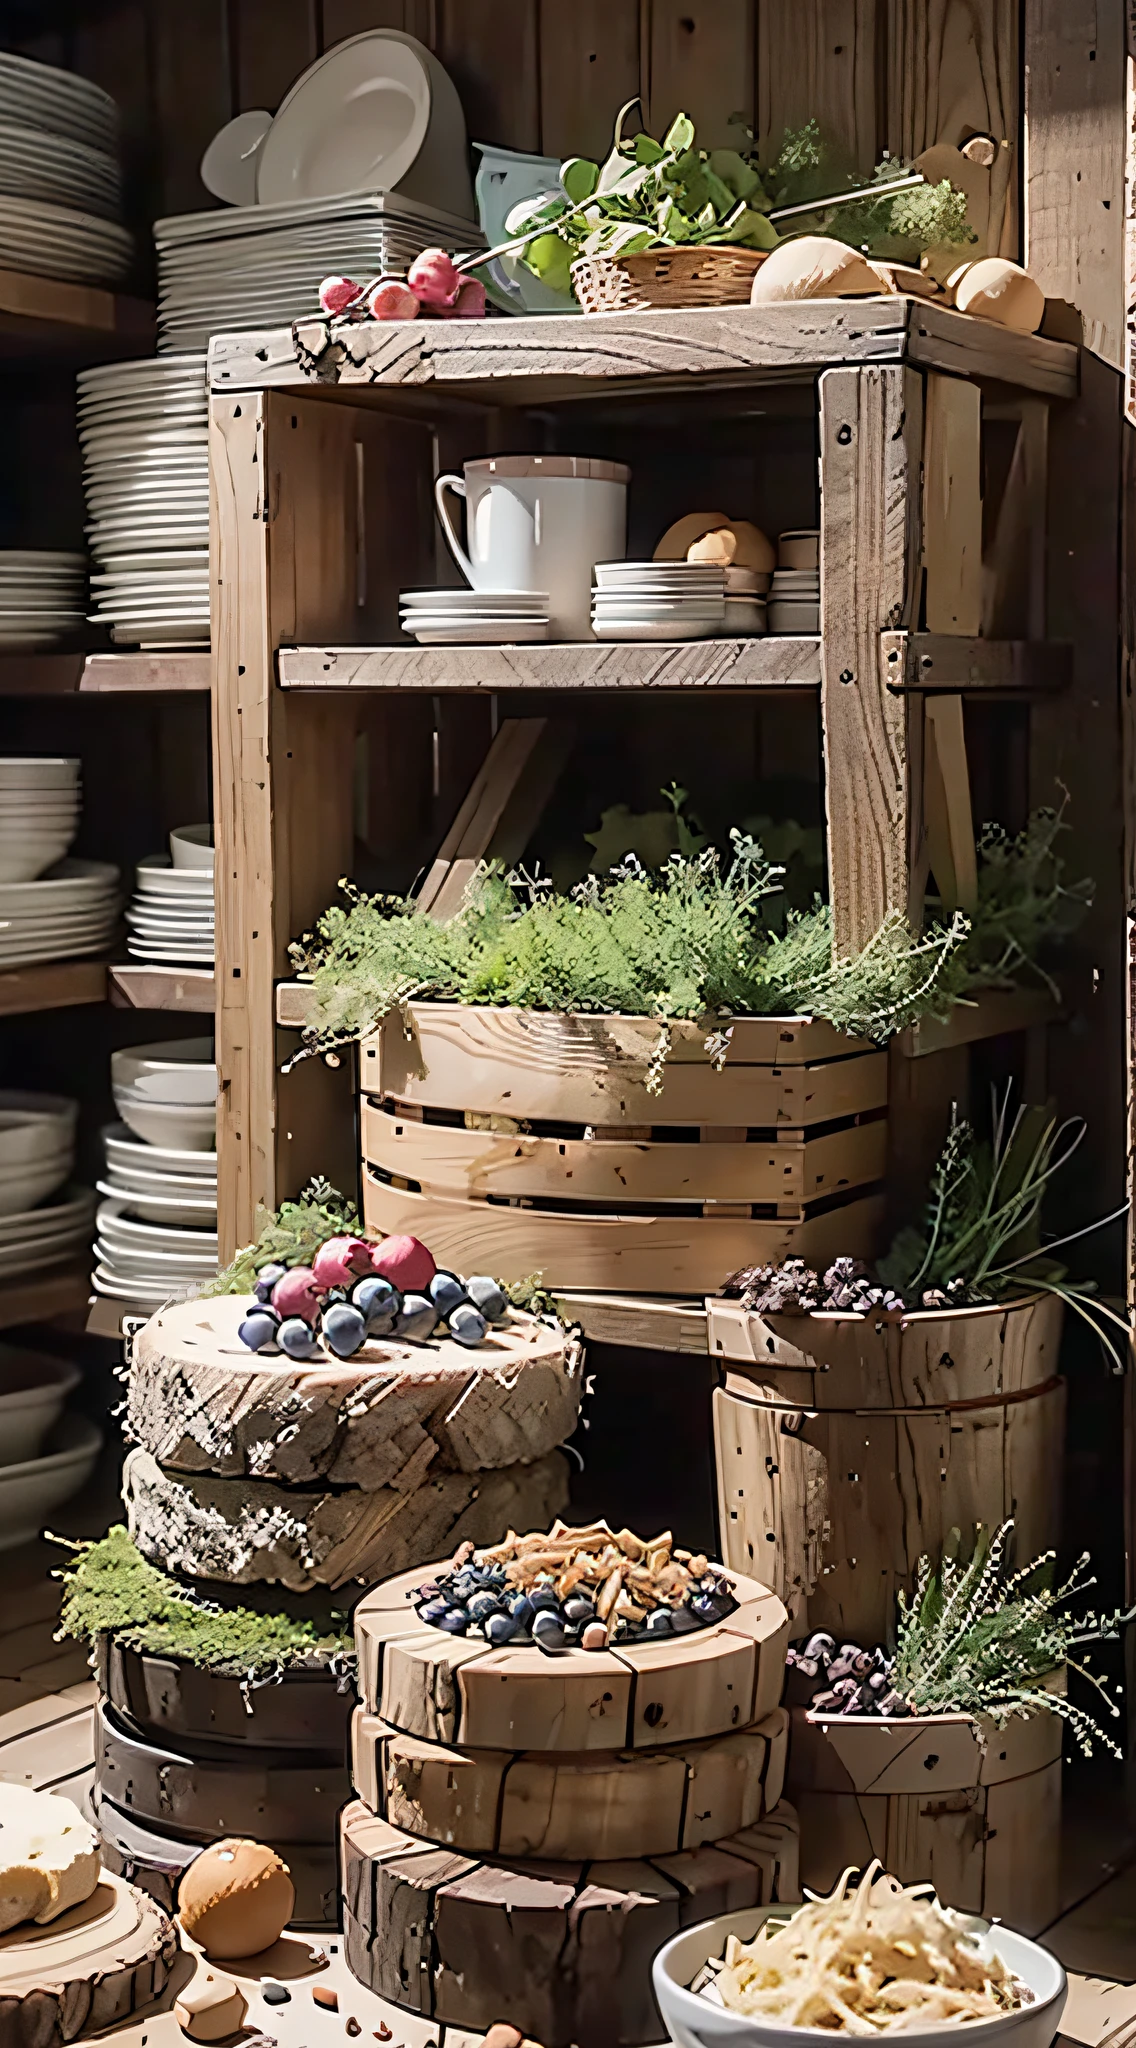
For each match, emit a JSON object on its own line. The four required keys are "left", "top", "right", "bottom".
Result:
{"left": 207, "top": 1176, "right": 360, "bottom": 1296}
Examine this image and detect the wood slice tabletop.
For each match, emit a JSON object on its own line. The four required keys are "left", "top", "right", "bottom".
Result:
{"left": 354, "top": 1562, "right": 788, "bottom": 1751}
{"left": 0, "top": 1871, "right": 177, "bottom": 2048}
{"left": 130, "top": 1295, "right": 583, "bottom": 1486}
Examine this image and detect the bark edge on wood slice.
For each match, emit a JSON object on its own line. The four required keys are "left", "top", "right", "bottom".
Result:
{"left": 129, "top": 1294, "right": 583, "bottom": 1487}
{"left": 122, "top": 1445, "right": 570, "bottom": 1591}
{"left": 97, "top": 1635, "right": 353, "bottom": 1753}
{"left": 351, "top": 1704, "right": 789, "bottom": 1858}
{"left": 339, "top": 1796, "right": 801, "bottom": 2046}
{"left": 95, "top": 1697, "right": 352, "bottom": 1845}
{"left": 0, "top": 1871, "right": 177, "bottom": 2048}
{"left": 354, "top": 1560, "right": 788, "bottom": 1750}
{"left": 89, "top": 1787, "right": 337, "bottom": 1930}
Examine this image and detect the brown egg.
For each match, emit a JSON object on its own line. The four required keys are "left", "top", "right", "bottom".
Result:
{"left": 951, "top": 257, "right": 1044, "bottom": 333}
{"left": 178, "top": 1839, "right": 294, "bottom": 1960}
{"left": 653, "top": 512, "right": 730, "bottom": 561}
{"left": 751, "top": 236, "right": 882, "bottom": 303}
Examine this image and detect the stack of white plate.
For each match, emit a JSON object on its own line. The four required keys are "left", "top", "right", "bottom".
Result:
{"left": 0, "top": 858, "right": 120, "bottom": 968}
{"left": 769, "top": 530, "right": 820, "bottom": 633}
{"left": 98, "top": 1123, "right": 216, "bottom": 1231}
{"left": 154, "top": 192, "right": 483, "bottom": 354}
{"left": 0, "top": 1088, "right": 94, "bottom": 1279}
{"left": 591, "top": 562, "right": 730, "bottom": 643}
{"left": 0, "top": 553, "right": 87, "bottom": 651}
{"left": 93, "top": 1198, "right": 217, "bottom": 1307}
{"left": 77, "top": 355, "right": 209, "bottom": 649}
{"left": 0, "top": 757, "right": 80, "bottom": 885}
{"left": 399, "top": 588, "right": 550, "bottom": 645}
{"left": 124, "top": 827, "right": 214, "bottom": 965}
{"left": 0, "top": 54, "right": 129, "bottom": 284}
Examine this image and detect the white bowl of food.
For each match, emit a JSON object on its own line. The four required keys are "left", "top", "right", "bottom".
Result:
{"left": 169, "top": 822, "right": 213, "bottom": 871}
{"left": 0, "top": 1412, "right": 102, "bottom": 1550}
{"left": 653, "top": 1870, "right": 1067, "bottom": 2048}
{"left": 0, "top": 1348, "right": 82, "bottom": 1466}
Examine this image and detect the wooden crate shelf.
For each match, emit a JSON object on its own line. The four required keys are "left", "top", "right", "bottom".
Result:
{"left": 0, "top": 958, "right": 108, "bottom": 1016}
{"left": 0, "top": 652, "right": 210, "bottom": 695}
{"left": 108, "top": 964, "right": 215, "bottom": 1012}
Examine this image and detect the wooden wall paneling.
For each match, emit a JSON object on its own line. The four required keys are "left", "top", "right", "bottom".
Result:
{"left": 923, "top": 372, "right": 982, "bottom": 635}
{"left": 71, "top": 3, "right": 156, "bottom": 265}
{"left": 819, "top": 364, "right": 924, "bottom": 956}
{"left": 887, "top": 0, "right": 1019, "bottom": 260}
{"left": 645, "top": 1, "right": 755, "bottom": 148}
{"left": 1024, "top": 0, "right": 1126, "bottom": 368}
{"left": 538, "top": 0, "right": 641, "bottom": 162}
{"left": 321, "top": 1, "right": 418, "bottom": 51}
{"left": 149, "top": 0, "right": 232, "bottom": 218}
{"left": 436, "top": 0, "right": 540, "bottom": 152}
{"left": 757, "top": 1, "right": 881, "bottom": 172}
{"left": 233, "top": 0, "right": 320, "bottom": 111}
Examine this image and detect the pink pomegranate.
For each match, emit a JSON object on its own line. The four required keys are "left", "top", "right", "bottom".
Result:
{"left": 371, "top": 1234, "right": 437, "bottom": 1293}
{"left": 312, "top": 1236, "right": 376, "bottom": 1291}
{"left": 319, "top": 275, "right": 361, "bottom": 316}
{"left": 407, "top": 247, "right": 461, "bottom": 309}
{"left": 367, "top": 278, "right": 421, "bottom": 321}
{"left": 270, "top": 1265, "right": 322, "bottom": 1325}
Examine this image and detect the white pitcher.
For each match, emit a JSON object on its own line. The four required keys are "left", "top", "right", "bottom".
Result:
{"left": 433, "top": 454, "right": 630, "bottom": 640}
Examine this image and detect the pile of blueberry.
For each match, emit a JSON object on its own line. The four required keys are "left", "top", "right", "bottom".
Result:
{"left": 236, "top": 1231, "right": 508, "bottom": 1362}
{"left": 785, "top": 1631, "right": 912, "bottom": 1718}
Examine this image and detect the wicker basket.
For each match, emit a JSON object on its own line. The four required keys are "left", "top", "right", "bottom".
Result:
{"left": 571, "top": 245, "right": 768, "bottom": 314}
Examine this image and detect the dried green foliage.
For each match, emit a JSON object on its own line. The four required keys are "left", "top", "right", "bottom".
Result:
{"left": 207, "top": 1176, "right": 360, "bottom": 1296}
{"left": 763, "top": 119, "right": 973, "bottom": 259}
{"left": 893, "top": 1521, "right": 1133, "bottom": 1754}
{"left": 56, "top": 1526, "right": 353, "bottom": 1680}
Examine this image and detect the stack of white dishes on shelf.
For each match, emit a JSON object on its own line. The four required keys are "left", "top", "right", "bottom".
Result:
{"left": 0, "top": 53, "right": 130, "bottom": 286}
{"left": 0, "top": 1090, "right": 95, "bottom": 1282}
{"left": 0, "top": 552, "right": 87, "bottom": 651}
{"left": 592, "top": 562, "right": 768, "bottom": 642}
{"left": 0, "top": 756, "right": 81, "bottom": 885}
{"left": 769, "top": 530, "right": 820, "bottom": 633}
{"left": 0, "top": 758, "right": 120, "bottom": 966}
{"left": 94, "top": 1039, "right": 217, "bottom": 1306}
{"left": 154, "top": 192, "right": 481, "bottom": 353}
{"left": 0, "top": 1341, "right": 101, "bottom": 1553}
{"left": 78, "top": 355, "right": 209, "bottom": 649}
{"left": 124, "top": 824, "right": 214, "bottom": 965}
{"left": 399, "top": 586, "right": 550, "bottom": 645}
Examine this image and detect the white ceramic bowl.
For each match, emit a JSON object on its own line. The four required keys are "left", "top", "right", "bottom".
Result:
{"left": 652, "top": 1909, "right": 1068, "bottom": 2048}
{"left": 0, "top": 1094, "right": 77, "bottom": 1162}
{"left": 0, "top": 1348, "right": 82, "bottom": 1465}
{"left": 0, "top": 1411, "right": 103, "bottom": 1550}
{"left": 0, "top": 1158, "right": 73, "bottom": 1216}
{"left": 111, "top": 1036, "right": 215, "bottom": 1105}
{"left": 0, "top": 757, "right": 80, "bottom": 790}
{"left": 169, "top": 822, "right": 213, "bottom": 871}
{"left": 0, "top": 837, "right": 75, "bottom": 883}
{"left": 110, "top": 1089, "right": 216, "bottom": 1152}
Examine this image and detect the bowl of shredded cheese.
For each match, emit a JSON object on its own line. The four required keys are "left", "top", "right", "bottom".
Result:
{"left": 652, "top": 1863, "right": 1066, "bottom": 2048}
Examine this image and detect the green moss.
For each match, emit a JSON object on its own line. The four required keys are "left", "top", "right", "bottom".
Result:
{"left": 207, "top": 1176, "right": 361, "bottom": 1296}
{"left": 57, "top": 1527, "right": 354, "bottom": 1679}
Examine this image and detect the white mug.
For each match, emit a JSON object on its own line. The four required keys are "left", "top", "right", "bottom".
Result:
{"left": 433, "top": 454, "right": 630, "bottom": 640}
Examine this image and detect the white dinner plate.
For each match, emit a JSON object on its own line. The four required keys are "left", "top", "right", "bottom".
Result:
{"left": 405, "top": 620, "right": 551, "bottom": 644}
{"left": 591, "top": 620, "right": 723, "bottom": 642}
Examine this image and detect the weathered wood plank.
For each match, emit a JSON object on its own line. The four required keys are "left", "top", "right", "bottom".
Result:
{"left": 538, "top": 0, "right": 640, "bottom": 161}
{"left": 923, "top": 373, "right": 983, "bottom": 635}
{"left": 882, "top": 632, "right": 1071, "bottom": 691}
{"left": 233, "top": 0, "right": 318, "bottom": 111}
{"left": 646, "top": 2, "right": 755, "bottom": 147}
{"left": 887, "top": 0, "right": 1019, "bottom": 260}
{"left": 758, "top": 1, "right": 881, "bottom": 173}
{"left": 277, "top": 637, "right": 822, "bottom": 690}
{"left": 437, "top": 0, "right": 540, "bottom": 154}
{"left": 1025, "top": 0, "right": 1125, "bottom": 370}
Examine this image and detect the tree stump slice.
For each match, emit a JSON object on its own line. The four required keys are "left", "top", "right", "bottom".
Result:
{"left": 341, "top": 1797, "right": 799, "bottom": 2048}
{"left": 96, "top": 1698, "right": 352, "bottom": 1844}
{"left": 352, "top": 1706, "right": 789, "bottom": 1859}
{"left": 90, "top": 1788, "right": 337, "bottom": 1929}
{"left": 97, "top": 1636, "right": 354, "bottom": 1753}
{"left": 0, "top": 1872, "right": 177, "bottom": 2048}
{"left": 122, "top": 1446, "right": 569, "bottom": 1591}
{"left": 354, "top": 1561, "right": 787, "bottom": 1750}
{"left": 129, "top": 1295, "right": 583, "bottom": 1487}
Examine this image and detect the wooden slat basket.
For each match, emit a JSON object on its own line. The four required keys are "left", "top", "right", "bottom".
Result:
{"left": 571, "top": 246, "right": 768, "bottom": 313}
{"left": 360, "top": 1004, "right": 889, "bottom": 1295}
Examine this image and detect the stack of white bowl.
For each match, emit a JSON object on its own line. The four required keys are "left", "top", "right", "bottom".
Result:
{"left": 769, "top": 531, "right": 820, "bottom": 633}
{"left": 0, "top": 1091, "right": 95, "bottom": 1282}
{"left": 93, "top": 1039, "right": 217, "bottom": 1307}
{"left": 0, "top": 552, "right": 87, "bottom": 651}
{"left": 0, "top": 1342, "right": 101, "bottom": 1550}
{"left": 78, "top": 355, "right": 209, "bottom": 649}
{"left": 591, "top": 562, "right": 768, "bottom": 642}
{"left": 0, "top": 757, "right": 81, "bottom": 883}
{"left": 0, "top": 52, "right": 130, "bottom": 287}
{"left": 124, "top": 824, "right": 214, "bottom": 965}
{"left": 0, "top": 758, "right": 120, "bottom": 968}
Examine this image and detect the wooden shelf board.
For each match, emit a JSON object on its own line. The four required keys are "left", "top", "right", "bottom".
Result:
{"left": 0, "top": 653, "right": 210, "bottom": 695}
{"left": 0, "top": 958, "right": 108, "bottom": 1017}
{"left": 278, "top": 638, "right": 824, "bottom": 692}
{"left": 0, "top": 267, "right": 154, "bottom": 361}
{"left": 884, "top": 633, "right": 1071, "bottom": 693}
{"left": 553, "top": 1290, "right": 710, "bottom": 1353}
{"left": 896, "top": 987, "right": 1060, "bottom": 1058}
{"left": 108, "top": 964, "right": 215, "bottom": 1012}
{"left": 210, "top": 297, "right": 1078, "bottom": 404}
{"left": 0, "top": 1262, "right": 91, "bottom": 1333}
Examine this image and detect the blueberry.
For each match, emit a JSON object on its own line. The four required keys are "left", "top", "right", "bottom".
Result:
{"left": 396, "top": 1292, "right": 438, "bottom": 1341}
{"left": 448, "top": 1303, "right": 487, "bottom": 1348}
{"left": 277, "top": 1316, "right": 320, "bottom": 1361}
{"left": 467, "top": 1591, "right": 501, "bottom": 1623}
{"left": 419, "top": 1598, "right": 450, "bottom": 1626}
{"left": 532, "top": 1610, "right": 567, "bottom": 1652}
{"left": 671, "top": 1606, "right": 701, "bottom": 1634}
{"left": 352, "top": 1274, "right": 400, "bottom": 1333}
{"left": 254, "top": 1263, "right": 287, "bottom": 1303}
{"left": 429, "top": 1271, "right": 467, "bottom": 1317}
{"left": 465, "top": 1274, "right": 507, "bottom": 1322}
{"left": 486, "top": 1611, "right": 519, "bottom": 1646}
{"left": 451, "top": 1573, "right": 479, "bottom": 1601}
{"left": 691, "top": 1593, "right": 725, "bottom": 1623}
{"left": 437, "top": 1609, "right": 469, "bottom": 1634}
{"left": 321, "top": 1302, "right": 367, "bottom": 1359}
{"left": 238, "top": 1309, "right": 279, "bottom": 1352}
{"left": 510, "top": 1594, "right": 535, "bottom": 1632}
{"left": 563, "top": 1597, "right": 596, "bottom": 1626}
{"left": 529, "top": 1585, "right": 559, "bottom": 1613}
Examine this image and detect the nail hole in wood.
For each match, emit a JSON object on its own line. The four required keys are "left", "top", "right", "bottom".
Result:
{"left": 837, "top": 423, "right": 852, "bottom": 444}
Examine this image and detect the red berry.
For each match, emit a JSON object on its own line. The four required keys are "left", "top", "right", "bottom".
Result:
{"left": 407, "top": 247, "right": 460, "bottom": 308}
{"left": 312, "top": 1236, "right": 375, "bottom": 1291}
{"left": 319, "top": 275, "right": 361, "bottom": 316}
{"left": 371, "top": 1234, "right": 436, "bottom": 1293}
{"left": 270, "top": 1265, "right": 322, "bottom": 1326}
{"left": 367, "top": 278, "right": 420, "bottom": 321}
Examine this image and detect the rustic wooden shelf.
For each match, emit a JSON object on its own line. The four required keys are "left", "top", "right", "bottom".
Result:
{"left": 0, "top": 266, "right": 153, "bottom": 362}
{"left": 211, "top": 297, "right": 1079, "bottom": 404}
{"left": 897, "top": 987, "right": 1059, "bottom": 1057}
{"left": 277, "top": 638, "right": 823, "bottom": 692}
{"left": 0, "top": 652, "right": 210, "bottom": 695}
{"left": 0, "top": 1261, "right": 91, "bottom": 1331}
{"left": 0, "top": 958, "right": 108, "bottom": 1016}
{"left": 108, "top": 964, "right": 215, "bottom": 1012}
{"left": 553, "top": 1290, "right": 711, "bottom": 1353}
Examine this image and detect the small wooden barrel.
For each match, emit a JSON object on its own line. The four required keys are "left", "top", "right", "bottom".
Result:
{"left": 95, "top": 1697, "right": 352, "bottom": 1845}
{"left": 361, "top": 1005, "right": 888, "bottom": 1294}
{"left": 97, "top": 1637, "right": 354, "bottom": 1753}
{"left": 711, "top": 1293, "right": 1065, "bottom": 1641}
{"left": 787, "top": 1699, "right": 1063, "bottom": 1935}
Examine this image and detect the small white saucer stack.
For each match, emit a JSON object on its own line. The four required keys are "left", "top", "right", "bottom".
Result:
{"left": 399, "top": 588, "right": 551, "bottom": 645}
{"left": 769, "top": 530, "right": 820, "bottom": 633}
{"left": 93, "top": 1039, "right": 218, "bottom": 1307}
{"left": 591, "top": 562, "right": 767, "bottom": 642}
{"left": 124, "top": 824, "right": 214, "bottom": 965}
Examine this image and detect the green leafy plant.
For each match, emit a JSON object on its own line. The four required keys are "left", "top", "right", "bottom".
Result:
{"left": 56, "top": 1527, "right": 353, "bottom": 1682}
{"left": 207, "top": 1176, "right": 360, "bottom": 1296}
{"left": 761, "top": 120, "right": 972, "bottom": 260}
{"left": 893, "top": 1520, "right": 1133, "bottom": 1754}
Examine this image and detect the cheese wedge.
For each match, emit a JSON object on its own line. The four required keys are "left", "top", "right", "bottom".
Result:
{"left": 0, "top": 1784, "right": 101, "bottom": 1931}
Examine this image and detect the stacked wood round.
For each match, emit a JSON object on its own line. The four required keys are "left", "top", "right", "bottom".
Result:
{"left": 343, "top": 1560, "right": 798, "bottom": 2047}
{"left": 360, "top": 1005, "right": 889, "bottom": 1294}
{"left": 0, "top": 1872, "right": 177, "bottom": 2048}
{"left": 711, "top": 1292, "right": 1065, "bottom": 1641}
{"left": 124, "top": 1293, "right": 583, "bottom": 1591}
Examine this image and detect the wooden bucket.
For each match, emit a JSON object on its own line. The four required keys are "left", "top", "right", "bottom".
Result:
{"left": 360, "top": 1004, "right": 888, "bottom": 1294}
{"left": 787, "top": 1696, "right": 1063, "bottom": 1935}
{"left": 571, "top": 246, "right": 768, "bottom": 313}
{"left": 711, "top": 1293, "right": 1065, "bottom": 1639}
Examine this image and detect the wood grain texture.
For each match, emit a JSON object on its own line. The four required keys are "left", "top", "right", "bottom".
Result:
{"left": 1025, "top": 0, "right": 1125, "bottom": 368}
{"left": 151, "top": 0, "right": 231, "bottom": 216}
{"left": 538, "top": 0, "right": 640, "bottom": 160}
{"left": 882, "top": 632, "right": 1070, "bottom": 691}
{"left": 758, "top": 1, "right": 881, "bottom": 173}
{"left": 923, "top": 694, "right": 978, "bottom": 910}
{"left": 277, "top": 637, "right": 823, "bottom": 691}
{"left": 234, "top": 0, "right": 318, "bottom": 111}
{"left": 820, "top": 364, "right": 923, "bottom": 955}
{"left": 437, "top": 0, "right": 540, "bottom": 152}
{"left": 95, "top": 1698, "right": 351, "bottom": 1844}
{"left": 107, "top": 965, "right": 215, "bottom": 1013}
{"left": 0, "top": 1873, "right": 177, "bottom": 2048}
{"left": 887, "top": 0, "right": 1019, "bottom": 259}
{"left": 98, "top": 1637, "right": 353, "bottom": 1753}
{"left": 645, "top": 2, "right": 755, "bottom": 146}
{"left": 923, "top": 373, "right": 983, "bottom": 634}
{"left": 417, "top": 718, "right": 562, "bottom": 920}
{"left": 128, "top": 1294, "right": 582, "bottom": 1486}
